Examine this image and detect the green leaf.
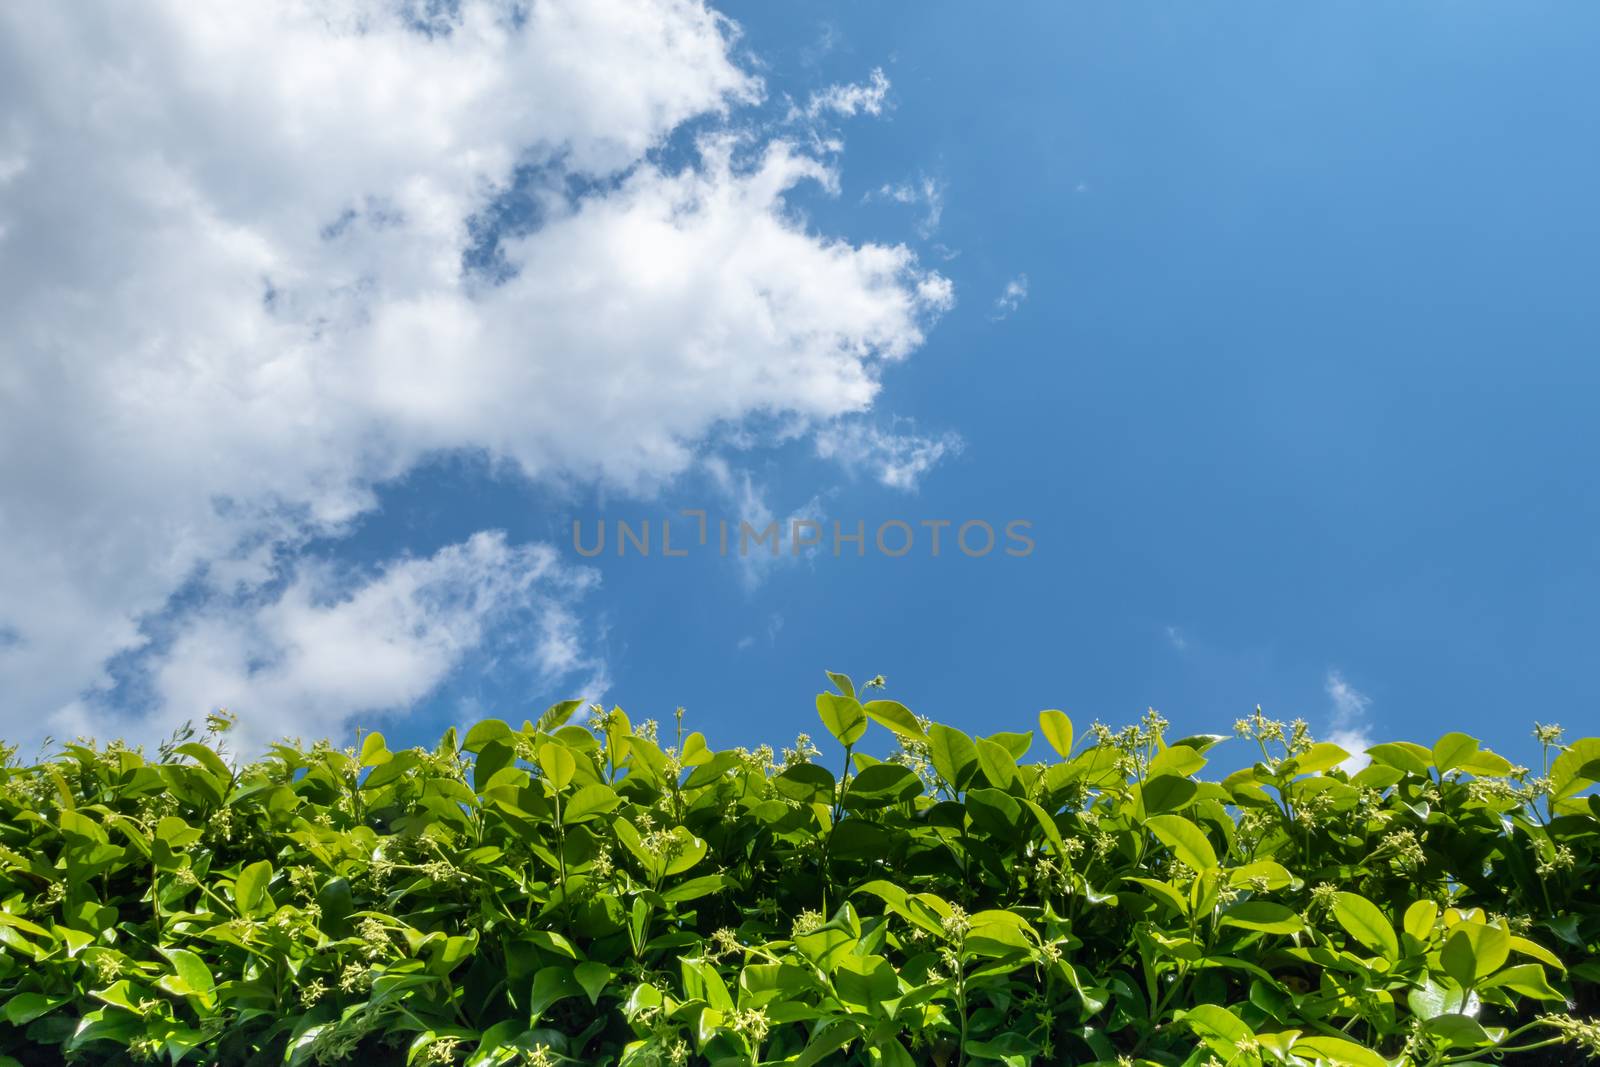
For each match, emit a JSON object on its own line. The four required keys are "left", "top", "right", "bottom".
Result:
{"left": 155, "top": 815, "right": 202, "bottom": 849}
{"left": 3, "top": 993, "right": 68, "bottom": 1025}
{"left": 90, "top": 979, "right": 146, "bottom": 1014}
{"left": 963, "top": 1033, "right": 1041, "bottom": 1063}
{"left": 927, "top": 723, "right": 979, "bottom": 790}
{"left": 1125, "top": 877, "right": 1189, "bottom": 917}
{"left": 662, "top": 828, "right": 707, "bottom": 876}
{"left": 1332, "top": 891, "right": 1399, "bottom": 962}
{"left": 1551, "top": 737, "right": 1600, "bottom": 800}
{"left": 964, "top": 787, "right": 1022, "bottom": 837}
{"left": 1432, "top": 731, "right": 1481, "bottom": 775}
{"left": 975, "top": 737, "right": 1018, "bottom": 790}
{"left": 472, "top": 738, "right": 515, "bottom": 792}
{"left": 1442, "top": 922, "right": 1510, "bottom": 986}
{"left": 1508, "top": 934, "right": 1564, "bottom": 970}
{"left": 679, "top": 731, "right": 712, "bottom": 767}
{"left": 460, "top": 720, "right": 511, "bottom": 754}
{"left": 574, "top": 961, "right": 611, "bottom": 1005}
{"left": 58, "top": 809, "right": 106, "bottom": 843}
{"left": 661, "top": 874, "right": 724, "bottom": 904}
{"left": 1179, "top": 1003, "right": 1256, "bottom": 1061}
{"left": 1145, "top": 814, "right": 1218, "bottom": 871}
{"left": 1422, "top": 1014, "right": 1496, "bottom": 1051}
{"left": 362, "top": 748, "right": 420, "bottom": 789}
{"left": 1148, "top": 745, "right": 1206, "bottom": 778}
{"left": 1294, "top": 1035, "right": 1390, "bottom": 1067}
{"left": 160, "top": 948, "right": 215, "bottom": 996}
{"left": 833, "top": 953, "right": 898, "bottom": 1013}
{"left": 537, "top": 741, "right": 576, "bottom": 790}
{"left": 965, "top": 910, "right": 1037, "bottom": 957}
{"left": 863, "top": 699, "right": 925, "bottom": 740}
{"left": 234, "top": 860, "right": 272, "bottom": 917}
{"left": 563, "top": 783, "right": 620, "bottom": 824}
{"left": 773, "top": 762, "right": 835, "bottom": 803}
{"left": 529, "top": 966, "right": 580, "bottom": 1022}
{"left": 1290, "top": 741, "right": 1350, "bottom": 775}
{"left": 1139, "top": 774, "right": 1198, "bottom": 815}
{"left": 1170, "top": 733, "right": 1230, "bottom": 751}
{"left": 843, "top": 763, "right": 921, "bottom": 809}
{"left": 1022, "top": 798, "right": 1069, "bottom": 861}
{"left": 1226, "top": 860, "right": 1294, "bottom": 891}
{"left": 794, "top": 925, "right": 857, "bottom": 972}
{"left": 1219, "top": 901, "right": 1306, "bottom": 934}
{"left": 682, "top": 749, "right": 738, "bottom": 788}
{"left": 825, "top": 670, "right": 856, "bottom": 699}
{"left": 1403, "top": 899, "right": 1439, "bottom": 943}
{"left": 535, "top": 699, "right": 584, "bottom": 734}
{"left": 1407, "top": 976, "right": 1476, "bottom": 1020}
{"left": 1478, "top": 962, "right": 1562, "bottom": 1000}
{"left": 1038, "top": 709, "right": 1073, "bottom": 758}
{"left": 1456, "top": 748, "right": 1513, "bottom": 777}
{"left": 984, "top": 731, "right": 1034, "bottom": 760}
{"left": 816, "top": 692, "right": 868, "bottom": 747}
{"left": 793, "top": 1021, "right": 862, "bottom": 1067}
{"left": 174, "top": 741, "right": 234, "bottom": 783}
{"left": 1366, "top": 741, "right": 1433, "bottom": 777}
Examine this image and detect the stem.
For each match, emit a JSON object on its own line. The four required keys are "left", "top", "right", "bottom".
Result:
{"left": 1438, "top": 1036, "right": 1563, "bottom": 1065}
{"left": 552, "top": 789, "right": 570, "bottom": 925}
{"left": 954, "top": 954, "right": 969, "bottom": 1067}
{"left": 150, "top": 862, "right": 162, "bottom": 942}
{"left": 820, "top": 742, "right": 853, "bottom": 913}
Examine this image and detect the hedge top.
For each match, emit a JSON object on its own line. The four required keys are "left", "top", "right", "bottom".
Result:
{"left": 1, "top": 674, "right": 1598, "bottom": 1066}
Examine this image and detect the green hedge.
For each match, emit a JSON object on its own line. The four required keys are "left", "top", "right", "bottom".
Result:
{"left": 2, "top": 675, "right": 1598, "bottom": 1065}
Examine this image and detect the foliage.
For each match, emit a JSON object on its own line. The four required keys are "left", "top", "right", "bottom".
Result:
{"left": 1, "top": 679, "right": 1599, "bottom": 1066}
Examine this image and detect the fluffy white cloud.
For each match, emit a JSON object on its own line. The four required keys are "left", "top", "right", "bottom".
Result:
{"left": 51, "top": 533, "right": 599, "bottom": 753}
{"left": 0, "top": 0, "right": 950, "bottom": 745}
{"left": 1325, "top": 669, "right": 1374, "bottom": 772}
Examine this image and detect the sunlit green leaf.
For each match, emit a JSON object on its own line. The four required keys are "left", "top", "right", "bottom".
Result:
{"left": 1333, "top": 891, "right": 1399, "bottom": 962}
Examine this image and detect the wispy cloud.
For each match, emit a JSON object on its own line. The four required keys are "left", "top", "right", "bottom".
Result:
{"left": 737, "top": 612, "right": 785, "bottom": 651}
{"left": 704, "top": 458, "right": 824, "bottom": 590}
{"left": 814, "top": 419, "right": 963, "bottom": 491}
{"left": 868, "top": 175, "right": 945, "bottom": 238}
{"left": 990, "top": 274, "right": 1029, "bottom": 320}
{"left": 799, "top": 22, "right": 842, "bottom": 69}
{"left": 1325, "top": 669, "right": 1374, "bottom": 771}
{"left": 794, "top": 68, "right": 890, "bottom": 120}
{"left": 1165, "top": 625, "right": 1188, "bottom": 652}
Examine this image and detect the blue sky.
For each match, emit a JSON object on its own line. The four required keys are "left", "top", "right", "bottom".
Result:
{"left": 2, "top": 1, "right": 1596, "bottom": 766}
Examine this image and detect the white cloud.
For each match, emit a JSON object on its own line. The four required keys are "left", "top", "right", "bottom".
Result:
{"left": 814, "top": 419, "right": 963, "bottom": 491}
{"left": 1325, "top": 669, "right": 1374, "bottom": 772}
{"left": 990, "top": 273, "right": 1029, "bottom": 319}
{"left": 51, "top": 532, "right": 599, "bottom": 754}
{"left": 868, "top": 175, "right": 945, "bottom": 238}
{"left": 0, "top": 0, "right": 950, "bottom": 746}
{"left": 703, "top": 457, "right": 824, "bottom": 589}
{"left": 795, "top": 68, "right": 890, "bottom": 120}
{"left": 1165, "top": 626, "right": 1188, "bottom": 652}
